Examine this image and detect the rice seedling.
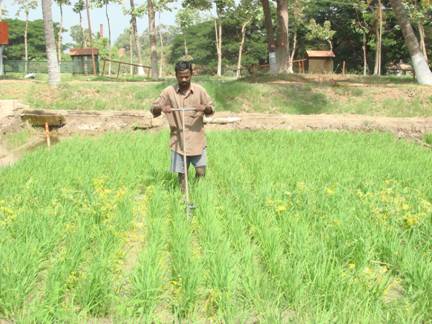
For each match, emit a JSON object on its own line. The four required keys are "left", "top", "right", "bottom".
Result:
{"left": 1, "top": 130, "right": 432, "bottom": 322}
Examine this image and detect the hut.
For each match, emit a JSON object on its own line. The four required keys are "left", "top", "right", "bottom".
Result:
{"left": 69, "top": 48, "right": 99, "bottom": 74}
{"left": 306, "top": 50, "right": 335, "bottom": 74}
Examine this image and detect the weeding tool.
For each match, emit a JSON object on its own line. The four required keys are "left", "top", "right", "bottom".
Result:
{"left": 173, "top": 106, "right": 197, "bottom": 217}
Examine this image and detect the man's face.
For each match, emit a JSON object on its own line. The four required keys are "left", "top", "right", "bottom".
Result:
{"left": 176, "top": 69, "right": 192, "bottom": 89}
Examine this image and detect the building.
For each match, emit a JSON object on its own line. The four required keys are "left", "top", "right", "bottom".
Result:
{"left": 306, "top": 50, "right": 335, "bottom": 74}
{"left": 69, "top": 48, "right": 99, "bottom": 74}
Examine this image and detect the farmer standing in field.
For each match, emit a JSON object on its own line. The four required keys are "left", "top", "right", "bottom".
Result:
{"left": 151, "top": 61, "right": 215, "bottom": 192}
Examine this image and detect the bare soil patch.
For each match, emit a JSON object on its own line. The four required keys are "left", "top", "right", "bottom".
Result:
{"left": 2, "top": 100, "right": 432, "bottom": 167}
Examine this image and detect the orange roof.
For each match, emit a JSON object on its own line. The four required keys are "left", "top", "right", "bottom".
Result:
{"left": 69, "top": 48, "right": 99, "bottom": 56}
{"left": 306, "top": 50, "right": 335, "bottom": 58}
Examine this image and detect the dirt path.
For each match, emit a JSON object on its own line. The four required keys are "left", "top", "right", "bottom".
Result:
{"left": 1, "top": 99, "right": 432, "bottom": 167}
{"left": 15, "top": 109, "right": 432, "bottom": 138}
{"left": 0, "top": 100, "right": 25, "bottom": 167}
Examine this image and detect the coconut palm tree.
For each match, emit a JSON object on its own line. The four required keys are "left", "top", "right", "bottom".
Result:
{"left": 390, "top": 0, "right": 432, "bottom": 85}
{"left": 41, "top": 0, "right": 60, "bottom": 86}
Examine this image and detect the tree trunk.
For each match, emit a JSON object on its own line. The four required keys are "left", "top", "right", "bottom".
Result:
{"left": 148, "top": 0, "right": 158, "bottom": 80}
{"left": 390, "top": 0, "right": 432, "bottom": 85}
{"left": 129, "top": 0, "right": 144, "bottom": 75}
{"left": 236, "top": 21, "right": 248, "bottom": 79}
{"left": 261, "top": 0, "right": 276, "bottom": 74}
{"left": 129, "top": 26, "right": 133, "bottom": 75}
{"left": 362, "top": 31, "right": 368, "bottom": 76}
{"left": 57, "top": 3, "right": 63, "bottom": 63}
{"left": 276, "top": 0, "right": 289, "bottom": 73}
{"left": 0, "top": 45, "right": 3, "bottom": 76}
{"left": 184, "top": 36, "right": 188, "bottom": 56}
{"left": 214, "top": 19, "right": 222, "bottom": 77}
{"left": 41, "top": 0, "right": 61, "bottom": 87}
{"left": 79, "top": 11, "right": 85, "bottom": 47}
{"left": 374, "top": 0, "right": 382, "bottom": 76}
{"left": 418, "top": 22, "right": 428, "bottom": 63}
{"left": 25, "top": 11, "right": 29, "bottom": 74}
{"left": 85, "top": 0, "right": 96, "bottom": 75}
{"left": 105, "top": 2, "right": 112, "bottom": 75}
{"left": 158, "top": 20, "right": 164, "bottom": 78}
{"left": 288, "top": 31, "right": 297, "bottom": 73}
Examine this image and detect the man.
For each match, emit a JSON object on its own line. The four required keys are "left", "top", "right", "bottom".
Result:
{"left": 151, "top": 61, "right": 215, "bottom": 192}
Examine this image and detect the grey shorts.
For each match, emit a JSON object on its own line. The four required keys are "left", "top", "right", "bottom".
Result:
{"left": 170, "top": 148, "right": 207, "bottom": 174}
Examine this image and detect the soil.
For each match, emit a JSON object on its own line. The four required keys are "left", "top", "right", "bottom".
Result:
{"left": 1, "top": 99, "right": 432, "bottom": 167}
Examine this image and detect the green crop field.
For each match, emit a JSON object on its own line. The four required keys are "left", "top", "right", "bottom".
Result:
{"left": 1, "top": 131, "right": 432, "bottom": 322}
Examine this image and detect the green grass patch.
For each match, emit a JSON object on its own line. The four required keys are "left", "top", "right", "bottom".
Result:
{"left": 2, "top": 127, "right": 36, "bottom": 150}
{"left": 424, "top": 133, "right": 432, "bottom": 145}
{"left": 1, "top": 131, "right": 432, "bottom": 321}
{"left": 1, "top": 74, "right": 432, "bottom": 116}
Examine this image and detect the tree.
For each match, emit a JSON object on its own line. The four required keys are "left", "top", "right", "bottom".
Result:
{"left": 169, "top": 18, "right": 266, "bottom": 72}
{"left": 54, "top": 0, "right": 70, "bottom": 63}
{"left": 41, "top": 0, "right": 60, "bottom": 86}
{"left": 72, "top": 0, "right": 86, "bottom": 46}
{"left": 373, "top": 0, "right": 384, "bottom": 75}
{"left": 84, "top": 0, "right": 96, "bottom": 74}
{"left": 230, "top": 0, "right": 259, "bottom": 78}
{"left": 288, "top": 0, "right": 307, "bottom": 73}
{"left": 15, "top": 0, "right": 38, "bottom": 73}
{"left": 126, "top": 0, "right": 145, "bottom": 75}
{"left": 69, "top": 24, "right": 91, "bottom": 47}
{"left": 95, "top": 0, "right": 120, "bottom": 75}
{"left": 390, "top": 0, "right": 432, "bottom": 84}
{"left": 408, "top": 0, "right": 431, "bottom": 62}
{"left": 306, "top": 19, "right": 336, "bottom": 50}
{"left": 352, "top": 0, "right": 374, "bottom": 75}
{"left": 175, "top": 6, "right": 200, "bottom": 57}
{"left": 184, "top": 0, "right": 235, "bottom": 76}
{"left": 275, "top": 0, "right": 289, "bottom": 72}
{"left": 3, "top": 18, "right": 48, "bottom": 60}
{"left": 147, "top": 0, "right": 158, "bottom": 79}
{"left": 260, "top": 0, "right": 276, "bottom": 73}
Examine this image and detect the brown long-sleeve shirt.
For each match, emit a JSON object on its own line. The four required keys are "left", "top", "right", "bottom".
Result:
{"left": 151, "top": 83, "right": 214, "bottom": 156}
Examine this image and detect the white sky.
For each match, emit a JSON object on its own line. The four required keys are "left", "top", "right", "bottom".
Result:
{"left": 1, "top": 0, "right": 180, "bottom": 44}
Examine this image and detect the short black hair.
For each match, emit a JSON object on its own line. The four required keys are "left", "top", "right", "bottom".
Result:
{"left": 175, "top": 61, "right": 193, "bottom": 73}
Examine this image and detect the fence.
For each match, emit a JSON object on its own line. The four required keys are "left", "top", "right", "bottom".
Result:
{"left": 3, "top": 60, "right": 74, "bottom": 74}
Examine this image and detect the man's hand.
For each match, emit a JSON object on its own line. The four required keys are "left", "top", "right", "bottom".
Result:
{"left": 161, "top": 105, "right": 172, "bottom": 114}
{"left": 195, "top": 104, "right": 213, "bottom": 115}
{"left": 152, "top": 105, "right": 172, "bottom": 116}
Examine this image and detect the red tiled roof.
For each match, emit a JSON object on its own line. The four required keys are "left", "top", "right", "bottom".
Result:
{"left": 69, "top": 48, "right": 99, "bottom": 56}
{"left": 306, "top": 50, "right": 335, "bottom": 58}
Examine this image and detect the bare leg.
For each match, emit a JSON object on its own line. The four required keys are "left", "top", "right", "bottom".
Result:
{"left": 195, "top": 166, "right": 206, "bottom": 179}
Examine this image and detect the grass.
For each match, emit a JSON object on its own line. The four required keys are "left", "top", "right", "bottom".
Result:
{"left": 1, "top": 74, "right": 432, "bottom": 116}
{"left": 2, "top": 127, "right": 37, "bottom": 150}
{"left": 425, "top": 133, "right": 432, "bottom": 145}
{"left": 1, "top": 131, "right": 432, "bottom": 322}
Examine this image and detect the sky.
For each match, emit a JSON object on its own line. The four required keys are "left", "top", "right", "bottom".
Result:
{"left": 1, "top": 0, "right": 180, "bottom": 45}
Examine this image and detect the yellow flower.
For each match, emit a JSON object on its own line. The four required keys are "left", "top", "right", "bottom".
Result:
{"left": 404, "top": 215, "right": 419, "bottom": 227}
{"left": 297, "top": 182, "right": 306, "bottom": 191}
{"left": 325, "top": 187, "right": 335, "bottom": 196}
{"left": 401, "top": 203, "right": 410, "bottom": 211}
{"left": 276, "top": 205, "right": 287, "bottom": 213}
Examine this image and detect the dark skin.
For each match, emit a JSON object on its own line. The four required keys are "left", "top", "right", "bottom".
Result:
{"left": 152, "top": 68, "right": 211, "bottom": 192}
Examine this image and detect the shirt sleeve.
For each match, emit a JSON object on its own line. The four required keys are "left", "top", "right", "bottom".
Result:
{"left": 201, "top": 88, "right": 215, "bottom": 117}
{"left": 151, "top": 89, "right": 169, "bottom": 118}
